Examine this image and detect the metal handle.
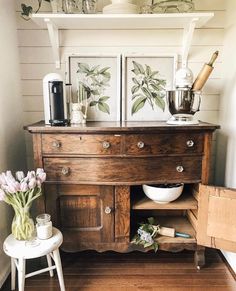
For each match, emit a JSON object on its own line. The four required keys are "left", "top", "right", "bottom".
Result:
{"left": 137, "top": 141, "right": 145, "bottom": 149}
{"left": 52, "top": 141, "right": 61, "bottom": 148}
{"left": 104, "top": 206, "right": 112, "bottom": 214}
{"left": 176, "top": 166, "right": 184, "bottom": 173}
{"left": 102, "top": 141, "right": 110, "bottom": 149}
{"left": 61, "top": 167, "right": 70, "bottom": 176}
{"left": 186, "top": 140, "right": 194, "bottom": 147}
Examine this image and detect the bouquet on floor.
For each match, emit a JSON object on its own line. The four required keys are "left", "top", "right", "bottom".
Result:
{"left": 0, "top": 169, "right": 46, "bottom": 240}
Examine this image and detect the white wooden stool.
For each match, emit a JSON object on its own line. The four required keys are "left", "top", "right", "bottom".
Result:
{"left": 3, "top": 227, "right": 65, "bottom": 291}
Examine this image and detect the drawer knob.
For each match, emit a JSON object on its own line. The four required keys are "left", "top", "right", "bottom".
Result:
{"left": 104, "top": 206, "right": 112, "bottom": 214}
{"left": 176, "top": 166, "right": 184, "bottom": 173}
{"left": 186, "top": 140, "right": 194, "bottom": 147}
{"left": 137, "top": 141, "right": 145, "bottom": 149}
{"left": 102, "top": 141, "right": 110, "bottom": 149}
{"left": 52, "top": 141, "right": 61, "bottom": 148}
{"left": 61, "top": 167, "right": 70, "bottom": 176}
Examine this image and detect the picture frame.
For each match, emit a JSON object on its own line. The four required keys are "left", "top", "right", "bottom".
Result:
{"left": 122, "top": 53, "right": 178, "bottom": 121}
{"left": 66, "top": 53, "right": 122, "bottom": 121}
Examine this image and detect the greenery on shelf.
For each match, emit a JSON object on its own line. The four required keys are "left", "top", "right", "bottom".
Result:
{"left": 131, "top": 217, "right": 160, "bottom": 252}
{"left": 21, "top": 0, "right": 51, "bottom": 20}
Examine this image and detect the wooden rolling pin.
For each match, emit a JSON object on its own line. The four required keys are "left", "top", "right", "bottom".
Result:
{"left": 159, "top": 227, "right": 191, "bottom": 238}
{"left": 192, "top": 51, "right": 219, "bottom": 91}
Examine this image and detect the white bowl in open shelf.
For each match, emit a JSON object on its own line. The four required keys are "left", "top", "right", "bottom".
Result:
{"left": 142, "top": 183, "right": 184, "bottom": 204}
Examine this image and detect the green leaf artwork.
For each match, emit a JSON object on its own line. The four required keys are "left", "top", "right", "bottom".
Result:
{"left": 131, "top": 61, "right": 167, "bottom": 115}
{"left": 77, "top": 63, "right": 111, "bottom": 115}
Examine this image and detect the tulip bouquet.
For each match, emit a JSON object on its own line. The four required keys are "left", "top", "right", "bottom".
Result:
{"left": 0, "top": 169, "right": 46, "bottom": 240}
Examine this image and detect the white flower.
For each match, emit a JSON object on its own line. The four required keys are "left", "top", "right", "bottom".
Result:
{"left": 16, "top": 171, "right": 25, "bottom": 182}
{"left": 28, "top": 178, "right": 37, "bottom": 189}
{"left": 26, "top": 171, "right": 36, "bottom": 182}
{"left": 6, "top": 181, "right": 18, "bottom": 194}
{"left": 36, "top": 168, "right": 44, "bottom": 175}
{"left": 0, "top": 173, "right": 7, "bottom": 185}
{"left": 6, "top": 171, "right": 15, "bottom": 181}
{"left": 0, "top": 189, "right": 5, "bottom": 201}
{"left": 20, "top": 181, "right": 28, "bottom": 192}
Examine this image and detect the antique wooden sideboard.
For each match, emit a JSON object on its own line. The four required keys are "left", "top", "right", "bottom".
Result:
{"left": 26, "top": 121, "right": 236, "bottom": 268}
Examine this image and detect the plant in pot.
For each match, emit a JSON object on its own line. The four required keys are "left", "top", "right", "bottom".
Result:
{"left": 21, "top": 0, "right": 60, "bottom": 20}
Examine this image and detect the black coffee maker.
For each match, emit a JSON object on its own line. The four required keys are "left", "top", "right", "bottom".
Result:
{"left": 48, "top": 81, "right": 68, "bottom": 126}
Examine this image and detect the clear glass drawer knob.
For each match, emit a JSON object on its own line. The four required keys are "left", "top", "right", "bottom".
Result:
{"left": 105, "top": 206, "right": 112, "bottom": 214}
{"left": 102, "top": 141, "right": 110, "bottom": 149}
{"left": 186, "top": 140, "right": 194, "bottom": 147}
{"left": 176, "top": 166, "right": 184, "bottom": 173}
{"left": 52, "top": 141, "right": 61, "bottom": 148}
{"left": 137, "top": 141, "right": 145, "bottom": 149}
{"left": 61, "top": 167, "right": 70, "bottom": 176}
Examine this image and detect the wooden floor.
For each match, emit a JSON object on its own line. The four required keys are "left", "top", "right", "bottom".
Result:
{"left": 2, "top": 249, "right": 236, "bottom": 291}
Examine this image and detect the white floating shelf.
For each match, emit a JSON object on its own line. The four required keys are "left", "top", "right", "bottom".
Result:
{"left": 32, "top": 12, "right": 214, "bottom": 68}
{"left": 32, "top": 12, "right": 213, "bottom": 29}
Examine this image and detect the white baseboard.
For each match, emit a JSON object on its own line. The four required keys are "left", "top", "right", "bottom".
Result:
{"left": 0, "top": 263, "right": 10, "bottom": 289}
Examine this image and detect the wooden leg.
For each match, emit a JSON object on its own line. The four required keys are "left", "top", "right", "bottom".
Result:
{"left": 46, "top": 254, "right": 54, "bottom": 277}
{"left": 11, "top": 258, "right": 16, "bottom": 290}
{"left": 18, "top": 258, "right": 26, "bottom": 291}
{"left": 53, "top": 249, "right": 65, "bottom": 291}
{"left": 194, "top": 248, "right": 205, "bottom": 270}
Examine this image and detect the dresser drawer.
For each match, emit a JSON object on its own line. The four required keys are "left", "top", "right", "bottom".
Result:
{"left": 124, "top": 133, "right": 204, "bottom": 156}
{"left": 44, "top": 156, "right": 202, "bottom": 184}
{"left": 42, "top": 134, "right": 122, "bottom": 155}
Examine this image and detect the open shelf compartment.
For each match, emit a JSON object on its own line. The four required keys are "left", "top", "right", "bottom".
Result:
{"left": 131, "top": 185, "right": 198, "bottom": 210}
{"left": 130, "top": 215, "right": 197, "bottom": 252}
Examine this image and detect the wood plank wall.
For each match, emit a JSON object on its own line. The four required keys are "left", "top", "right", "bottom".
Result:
{"left": 16, "top": 0, "right": 225, "bottom": 179}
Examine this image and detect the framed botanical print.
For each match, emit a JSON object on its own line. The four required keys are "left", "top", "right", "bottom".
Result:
{"left": 67, "top": 54, "right": 121, "bottom": 121}
{"left": 122, "top": 54, "right": 178, "bottom": 121}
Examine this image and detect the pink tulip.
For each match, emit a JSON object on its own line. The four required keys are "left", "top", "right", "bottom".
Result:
{"left": 28, "top": 178, "right": 37, "bottom": 189}
{"left": 0, "top": 173, "right": 7, "bottom": 185}
{"left": 20, "top": 181, "right": 29, "bottom": 192}
{"left": 27, "top": 171, "right": 35, "bottom": 180}
{"left": 16, "top": 171, "right": 25, "bottom": 182}
{"left": 37, "top": 172, "right": 46, "bottom": 183}
{"left": 7, "top": 181, "right": 18, "bottom": 194}
{"left": 36, "top": 168, "right": 44, "bottom": 175}
{"left": 6, "top": 171, "right": 15, "bottom": 182}
{"left": 0, "top": 189, "right": 5, "bottom": 201}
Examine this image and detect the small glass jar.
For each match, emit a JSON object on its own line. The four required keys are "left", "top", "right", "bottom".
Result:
{"left": 36, "top": 214, "right": 53, "bottom": 240}
{"left": 83, "top": 0, "right": 97, "bottom": 14}
{"left": 140, "top": 0, "right": 154, "bottom": 14}
{"left": 62, "top": 0, "right": 77, "bottom": 13}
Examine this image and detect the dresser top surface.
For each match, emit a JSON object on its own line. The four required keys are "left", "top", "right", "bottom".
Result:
{"left": 25, "top": 121, "right": 219, "bottom": 134}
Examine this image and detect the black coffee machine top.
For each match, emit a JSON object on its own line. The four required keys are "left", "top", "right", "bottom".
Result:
{"left": 49, "top": 81, "right": 68, "bottom": 126}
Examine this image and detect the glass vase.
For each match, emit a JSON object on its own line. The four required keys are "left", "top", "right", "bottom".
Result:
{"left": 83, "top": 0, "right": 97, "bottom": 14}
{"left": 62, "top": 0, "right": 77, "bottom": 13}
{"left": 11, "top": 206, "right": 35, "bottom": 241}
{"left": 153, "top": 0, "right": 194, "bottom": 13}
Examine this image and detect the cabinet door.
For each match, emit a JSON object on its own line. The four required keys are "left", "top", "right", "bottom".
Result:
{"left": 197, "top": 184, "right": 236, "bottom": 252}
{"left": 45, "top": 184, "right": 115, "bottom": 251}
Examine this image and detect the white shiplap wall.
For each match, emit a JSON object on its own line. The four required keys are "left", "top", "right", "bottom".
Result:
{"left": 16, "top": 0, "right": 225, "bottom": 175}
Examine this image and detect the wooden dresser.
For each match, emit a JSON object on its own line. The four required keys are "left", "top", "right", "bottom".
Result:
{"left": 26, "top": 121, "right": 236, "bottom": 268}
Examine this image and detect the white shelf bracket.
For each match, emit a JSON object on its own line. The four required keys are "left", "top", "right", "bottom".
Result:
{"left": 44, "top": 18, "right": 60, "bottom": 69}
{"left": 182, "top": 18, "right": 199, "bottom": 68}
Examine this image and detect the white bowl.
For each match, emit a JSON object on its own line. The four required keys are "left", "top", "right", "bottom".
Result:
{"left": 142, "top": 184, "right": 184, "bottom": 204}
{"left": 103, "top": 3, "right": 139, "bottom": 14}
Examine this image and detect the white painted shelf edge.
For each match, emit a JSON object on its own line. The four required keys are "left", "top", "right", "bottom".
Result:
{"left": 31, "top": 12, "right": 214, "bottom": 69}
